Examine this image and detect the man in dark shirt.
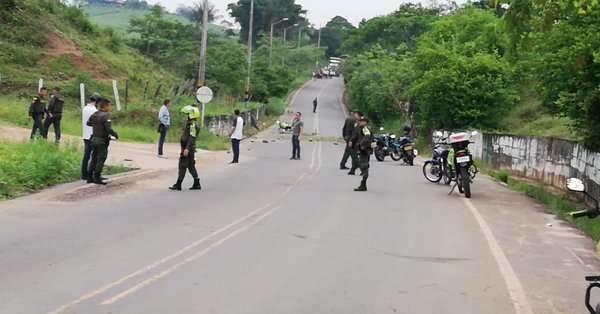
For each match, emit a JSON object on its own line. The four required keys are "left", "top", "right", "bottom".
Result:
{"left": 340, "top": 110, "right": 359, "bottom": 170}
{"left": 347, "top": 111, "right": 364, "bottom": 175}
{"left": 43, "top": 87, "right": 64, "bottom": 143}
{"left": 28, "top": 87, "right": 47, "bottom": 139}
{"left": 170, "top": 106, "right": 202, "bottom": 191}
{"left": 87, "top": 98, "right": 119, "bottom": 185}
{"left": 354, "top": 117, "right": 374, "bottom": 192}
{"left": 313, "top": 97, "right": 318, "bottom": 113}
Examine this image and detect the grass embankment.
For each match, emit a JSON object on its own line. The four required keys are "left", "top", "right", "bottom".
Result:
{"left": 483, "top": 167, "right": 600, "bottom": 247}
{"left": 0, "top": 140, "right": 130, "bottom": 200}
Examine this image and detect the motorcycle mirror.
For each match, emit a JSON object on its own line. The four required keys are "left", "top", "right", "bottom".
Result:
{"left": 380, "top": 127, "right": 385, "bottom": 131}
{"left": 566, "top": 178, "right": 586, "bottom": 193}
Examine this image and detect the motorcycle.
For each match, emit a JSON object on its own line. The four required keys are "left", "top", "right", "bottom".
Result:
{"left": 390, "top": 133, "right": 416, "bottom": 166}
{"left": 565, "top": 177, "right": 600, "bottom": 313}
{"left": 423, "top": 138, "right": 452, "bottom": 185}
{"left": 373, "top": 128, "right": 392, "bottom": 162}
{"left": 277, "top": 120, "right": 292, "bottom": 134}
{"left": 446, "top": 131, "right": 479, "bottom": 198}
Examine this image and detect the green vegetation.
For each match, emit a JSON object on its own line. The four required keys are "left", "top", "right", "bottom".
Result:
{"left": 341, "top": 3, "right": 599, "bottom": 148}
{"left": 82, "top": 4, "right": 190, "bottom": 34}
{"left": 0, "top": 140, "right": 129, "bottom": 200}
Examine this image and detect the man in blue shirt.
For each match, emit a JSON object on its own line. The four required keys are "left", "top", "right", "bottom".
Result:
{"left": 157, "top": 99, "right": 171, "bottom": 157}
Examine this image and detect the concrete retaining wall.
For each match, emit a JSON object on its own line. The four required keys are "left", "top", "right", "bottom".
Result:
{"left": 482, "top": 134, "right": 600, "bottom": 200}
{"left": 433, "top": 130, "right": 600, "bottom": 200}
{"left": 204, "top": 105, "right": 265, "bottom": 136}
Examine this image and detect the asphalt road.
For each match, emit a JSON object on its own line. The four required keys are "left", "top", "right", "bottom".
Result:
{"left": 1, "top": 78, "right": 599, "bottom": 314}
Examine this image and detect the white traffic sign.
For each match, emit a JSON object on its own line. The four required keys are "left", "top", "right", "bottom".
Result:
{"left": 196, "top": 86, "right": 213, "bottom": 104}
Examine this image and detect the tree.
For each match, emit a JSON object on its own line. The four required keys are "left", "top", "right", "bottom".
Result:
{"left": 176, "top": 1, "right": 219, "bottom": 24}
{"left": 228, "top": 0, "right": 307, "bottom": 45}
{"left": 320, "top": 16, "right": 354, "bottom": 57}
{"left": 530, "top": 9, "right": 600, "bottom": 148}
{"left": 341, "top": 4, "right": 439, "bottom": 55}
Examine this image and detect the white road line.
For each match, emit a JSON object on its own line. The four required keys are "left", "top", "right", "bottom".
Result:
{"left": 310, "top": 140, "right": 318, "bottom": 171}
{"left": 462, "top": 198, "right": 533, "bottom": 314}
{"left": 48, "top": 202, "right": 276, "bottom": 314}
{"left": 101, "top": 207, "right": 281, "bottom": 305}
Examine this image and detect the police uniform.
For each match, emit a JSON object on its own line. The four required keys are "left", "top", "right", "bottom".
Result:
{"left": 340, "top": 116, "right": 356, "bottom": 169}
{"left": 43, "top": 93, "right": 64, "bottom": 142}
{"left": 28, "top": 95, "right": 46, "bottom": 139}
{"left": 170, "top": 106, "right": 202, "bottom": 191}
{"left": 347, "top": 123, "right": 362, "bottom": 175}
{"left": 355, "top": 123, "right": 374, "bottom": 191}
{"left": 87, "top": 110, "right": 118, "bottom": 184}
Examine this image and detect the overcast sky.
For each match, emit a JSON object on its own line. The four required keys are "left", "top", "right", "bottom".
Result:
{"left": 147, "top": 0, "right": 422, "bottom": 26}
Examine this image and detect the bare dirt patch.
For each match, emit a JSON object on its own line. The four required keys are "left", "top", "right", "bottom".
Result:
{"left": 43, "top": 33, "right": 111, "bottom": 80}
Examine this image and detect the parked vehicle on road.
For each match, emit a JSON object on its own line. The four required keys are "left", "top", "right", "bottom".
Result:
{"left": 373, "top": 128, "right": 392, "bottom": 162}
{"left": 446, "top": 131, "right": 479, "bottom": 198}
{"left": 565, "top": 177, "right": 600, "bottom": 314}
{"left": 423, "top": 139, "right": 451, "bottom": 184}
{"left": 277, "top": 120, "right": 292, "bottom": 134}
{"left": 390, "top": 131, "right": 416, "bottom": 166}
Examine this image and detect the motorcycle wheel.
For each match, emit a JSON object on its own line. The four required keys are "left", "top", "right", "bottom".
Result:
{"left": 390, "top": 149, "right": 402, "bottom": 161}
{"left": 460, "top": 166, "right": 472, "bottom": 198}
{"left": 405, "top": 154, "right": 414, "bottom": 166}
{"left": 423, "top": 161, "right": 442, "bottom": 183}
{"left": 374, "top": 147, "right": 386, "bottom": 162}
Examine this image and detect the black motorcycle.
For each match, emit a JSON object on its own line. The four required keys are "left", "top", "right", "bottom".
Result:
{"left": 423, "top": 139, "right": 452, "bottom": 185}
{"left": 390, "top": 134, "right": 416, "bottom": 166}
{"left": 566, "top": 178, "right": 600, "bottom": 314}
{"left": 373, "top": 128, "right": 392, "bottom": 162}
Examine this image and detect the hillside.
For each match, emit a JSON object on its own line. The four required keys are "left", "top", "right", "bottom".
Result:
{"left": 82, "top": 4, "right": 189, "bottom": 33}
{"left": 82, "top": 4, "right": 227, "bottom": 36}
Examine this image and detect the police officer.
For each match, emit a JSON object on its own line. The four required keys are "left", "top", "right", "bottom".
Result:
{"left": 28, "top": 87, "right": 47, "bottom": 139}
{"left": 43, "top": 87, "right": 64, "bottom": 143}
{"left": 170, "top": 106, "right": 202, "bottom": 191}
{"left": 340, "top": 110, "right": 359, "bottom": 170}
{"left": 354, "top": 117, "right": 374, "bottom": 192}
{"left": 87, "top": 98, "right": 119, "bottom": 185}
{"left": 347, "top": 111, "right": 364, "bottom": 175}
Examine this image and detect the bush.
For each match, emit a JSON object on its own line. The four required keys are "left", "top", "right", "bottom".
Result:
{"left": 0, "top": 141, "right": 80, "bottom": 199}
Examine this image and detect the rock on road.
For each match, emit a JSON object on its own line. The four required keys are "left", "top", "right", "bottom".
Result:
{"left": 0, "top": 78, "right": 599, "bottom": 314}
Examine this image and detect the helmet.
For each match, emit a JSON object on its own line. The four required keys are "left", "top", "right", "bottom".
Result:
{"left": 90, "top": 92, "right": 102, "bottom": 102}
{"left": 181, "top": 105, "right": 201, "bottom": 119}
{"left": 403, "top": 125, "right": 412, "bottom": 133}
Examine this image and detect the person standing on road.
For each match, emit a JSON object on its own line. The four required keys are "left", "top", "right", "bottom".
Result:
{"left": 354, "top": 117, "right": 374, "bottom": 192}
{"left": 42, "top": 87, "right": 64, "bottom": 143}
{"left": 28, "top": 87, "right": 47, "bottom": 139}
{"left": 313, "top": 97, "right": 318, "bottom": 113}
{"left": 81, "top": 93, "right": 99, "bottom": 180}
{"left": 291, "top": 112, "right": 304, "bottom": 160}
{"left": 170, "top": 106, "right": 202, "bottom": 191}
{"left": 87, "top": 98, "right": 119, "bottom": 185}
{"left": 340, "top": 110, "right": 358, "bottom": 170}
{"left": 157, "top": 99, "right": 171, "bottom": 158}
{"left": 229, "top": 109, "right": 244, "bottom": 164}
{"left": 347, "top": 111, "right": 364, "bottom": 175}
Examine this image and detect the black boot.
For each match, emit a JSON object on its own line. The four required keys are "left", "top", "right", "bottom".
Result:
{"left": 169, "top": 180, "right": 183, "bottom": 191}
{"left": 354, "top": 179, "right": 367, "bottom": 192}
{"left": 93, "top": 174, "right": 107, "bottom": 185}
{"left": 190, "top": 179, "right": 201, "bottom": 190}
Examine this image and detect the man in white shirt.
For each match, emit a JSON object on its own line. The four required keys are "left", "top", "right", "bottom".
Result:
{"left": 229, "top": 109, "right": 244, "bottom": 164}
{"left": 81, "top": 93, "right": 99, "bottom": 180}
{"left": 157, "top": 99, "right": 171, "bottom": 157}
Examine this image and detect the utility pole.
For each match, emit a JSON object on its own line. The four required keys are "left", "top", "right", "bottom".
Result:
{"left": 297, "top": 25, "right": 302, "bottom": 49}
{"left": 269, "top": 18, "right": 289, "bottom": 68}
{"left": 197, "top": 0, "right": 209, "bottom": 87}
{"left": 316, "top": 26, "right": 322, "bottom": 69}
{"left": 282, "top": 24, "right": 298, "bottom": 66}
{"left": 245, "top": 0, "right": 255, "bottom": 98}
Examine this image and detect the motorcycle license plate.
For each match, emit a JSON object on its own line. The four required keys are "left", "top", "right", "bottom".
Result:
{"left": 404, "top": 145, "right": 413, "bottom": 151}
{"left": 456, "top": 156, "right": 471, "bottom": 164}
